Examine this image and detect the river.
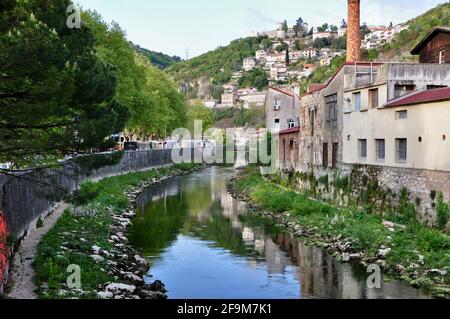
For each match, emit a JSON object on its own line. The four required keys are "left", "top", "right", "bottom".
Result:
{"left": 129, "top": 166, "right": 431, "bottom": 299}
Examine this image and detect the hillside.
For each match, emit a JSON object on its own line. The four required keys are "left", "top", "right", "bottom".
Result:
{"left": 167, "top": 36, "right": 270, "bottom": 85}
{"left": 131, "top": 43, "right": 181, "bottom": 69}
{"left": 379, "top": 2, "right": 450, "bottom": 61}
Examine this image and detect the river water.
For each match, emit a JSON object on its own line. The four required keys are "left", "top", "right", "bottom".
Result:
{"left": 129, "top": 166, "right": 431, "bottom": 299}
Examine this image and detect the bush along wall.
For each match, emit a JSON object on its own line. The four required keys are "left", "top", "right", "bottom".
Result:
{"left": 35, "top": 163, "right": 203, "bottom": 299}
{"left": 230, "top": 166, "right": 450, "bottom": 298}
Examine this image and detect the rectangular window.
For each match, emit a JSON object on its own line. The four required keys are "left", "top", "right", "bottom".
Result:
{"left": 323, "top": 143, "right": 328, "bottom": 169}
{"left": 325, "top": 94, "right": 338, "bottom": 125}
{"left": 332, "top": 143, "right": 338, "bottom": 168}
{"left": 396, "top": 138, "right": 407, "bottom": 162}
{"left": 396, "top": 110, "right": 408, "bottom": 120}
{"left": 353, "top": 92, "right": 361, "bottom": 112}
{"left": 288, "top": 118, "right": 295, "bottom": 128}
{"left": 273, "top": 98, "right": 281, "bottom": 110}
{"left": 376, "top": 139, "right": 385, "bottom": 161}
{"left": 369, "top": 88, "right": 379, "bottom": 108}
{"left": 394, "top": 84, "right": 415, "bottom": 98}
{"left": 427, "top": 85, "right": 447, "bottom": 90}
{"left": 359, "top": 139, "right": 367, "bottom": 160}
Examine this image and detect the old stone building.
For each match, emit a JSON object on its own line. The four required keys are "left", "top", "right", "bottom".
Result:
{"left": 411, "top": 27, "right": 450, "bottom": 64}
{"left": 278, "top": 127, "right": 301, "bottom": 170}
{"left": 266, "top": 87, "right": 300, "bottom": 134}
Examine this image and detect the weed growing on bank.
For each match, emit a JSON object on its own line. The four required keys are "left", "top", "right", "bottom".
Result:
{"left": 35, "top": 164, "right": 200, "bottom": 299}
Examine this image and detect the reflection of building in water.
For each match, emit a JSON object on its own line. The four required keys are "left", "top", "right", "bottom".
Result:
{"left": 242, "top": 227, "right": 255, "bottom": 241}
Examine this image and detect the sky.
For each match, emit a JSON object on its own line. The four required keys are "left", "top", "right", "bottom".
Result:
{"left": 76, "top": 0, "right": 446, "bottom": 58}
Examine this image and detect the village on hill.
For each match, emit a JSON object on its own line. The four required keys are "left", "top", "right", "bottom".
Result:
{"left": 201, "top": 18, "right": 407, "bottom": 110}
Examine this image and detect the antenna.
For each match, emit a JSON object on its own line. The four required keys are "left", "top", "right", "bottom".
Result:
{"left": 185, "top": 48, "right": 189, "bottom": 60}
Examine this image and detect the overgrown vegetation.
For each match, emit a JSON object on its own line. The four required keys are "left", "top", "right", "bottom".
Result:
{"left": 168, "top": 36, "right": 269, "bottom": 85}
{"left": 35, "top": 164, "right": 200, "bottom": 299}
{"left": 379, "top": 3, "right": 450, "bottom": 61}
{"left": 234, "top": 167, "right": 450, "bottom": 285}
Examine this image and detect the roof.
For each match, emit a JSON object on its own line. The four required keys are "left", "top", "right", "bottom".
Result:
{"left": 279, "top": 127, "right": 300, "bottom": 135}
{"left": 384, "top": 87, "right": 450, "bottom": 107}
{"left": 308, "top": 84, "right": 326, "bottom": 93}
{"left": 269, "top": 87, "right": 295, "bottom": 98}
{"left": 411, "top": 27, "right": 450, "bottom": 55}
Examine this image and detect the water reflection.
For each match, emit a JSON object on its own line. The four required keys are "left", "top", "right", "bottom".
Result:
{"left": 129, "top": 167, "right": 431, "bottom": 299}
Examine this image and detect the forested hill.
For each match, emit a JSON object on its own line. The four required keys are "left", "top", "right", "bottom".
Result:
{"left": 167, "top": 36, "right": 270, "bottom": 85}
{"left": 131, "top": 43, "right": 181, "bottom": 69}
{"left": 379, "top": 2, "right": 450, "bottom": 61}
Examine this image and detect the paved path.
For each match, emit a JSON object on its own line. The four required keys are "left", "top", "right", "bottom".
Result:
{"left": 7, "top": 202, "right": 68, "bottom": 299}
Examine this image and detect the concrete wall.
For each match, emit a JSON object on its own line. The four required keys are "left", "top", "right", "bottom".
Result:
{"left": 343, "top": 100, "right": 450, "bottom": 171}
{"left": 0, "top": 150, "right": 176, "bottom": 239}
{"left": 266, "top": 89, "right": 300, "bottom": 133}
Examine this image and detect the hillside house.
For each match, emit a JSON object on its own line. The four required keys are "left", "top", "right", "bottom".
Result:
{"left": 266, "top": 87, "right": 301, "bottom": 134}
{"left": 243, "top": 57, "right": 257, "bottom": 72}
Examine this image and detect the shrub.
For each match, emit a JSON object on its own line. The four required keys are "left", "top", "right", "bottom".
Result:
{"left": 71, "top": 182, "right": 100, "bottom": 206}
{"left": 436, "top": 192, "right": 449, "bottom": 230}
{"left": 36, "top": 218, "right": 44, "bottom": 229}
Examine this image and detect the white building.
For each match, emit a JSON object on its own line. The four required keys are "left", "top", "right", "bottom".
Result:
{"left": 243, "top": 57, "right": 257, "bottom": 71}
{"left": 239, "top": 91, "right": 267, "bottom": 108}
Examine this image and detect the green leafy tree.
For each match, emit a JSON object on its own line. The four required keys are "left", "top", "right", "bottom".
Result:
{"left": 238, "top": 68, "right": 269, "bottom": 91}
{"left": 186, "top": 101, "right": 213, "bottom": 135}
{"left": 282, "top": 20, "right": 288, "bottom": 32}
{"left": 0, "top": 0, "right": 128, "bottom": 168}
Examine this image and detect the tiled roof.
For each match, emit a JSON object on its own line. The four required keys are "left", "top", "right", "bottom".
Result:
{"left": 279, "top": 127, "right": 300, "bottom": 135}
{"left": 270, "top": 87, "right": 295, "bottom": 97}
{"left": 384, "top": 87, "right": 450, "bottom": 107}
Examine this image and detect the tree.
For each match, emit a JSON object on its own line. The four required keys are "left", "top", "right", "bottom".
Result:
{"left": 330, "top": 25, "right": 338, "bottom": 33}
{"left": 282, "top": 20, "right": 288, "bottom": 32}
{"left": 261, "top": 38, "right": 272, "bottom": 50}
{"left": 286, "top": 47, "right": 290, "bottom": 65}
{"left": 186, "top": 101, "right": 213, "bottom": 135}
{"left": 238, "top": 68, "right": 269, "bottom": 91}
{"left": 82, "top": 11, "right": 187, "bottom": 140}
{"left": 317, "top": 23, "right": 329, "bottom": 32}
{"left": 0, "top": 0, "right": 128, "bottom": 168}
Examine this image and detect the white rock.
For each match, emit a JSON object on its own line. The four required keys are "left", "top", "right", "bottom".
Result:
{"left": 134, "top": 255, "right": 148, "bottom": 265}
{"left": 342, "top": 253, "right": 350, "bottom": 262}
{"left": 105, "top": 283, "right": 136, "bottom": 293}
{"left": 90, "top": 254, "right": 104, "bottom": 263}
{"left": 98, "top": 291, "right": 113, "bottom": 299}
{"left": 378, "top": 248, "right": 391, "bottom": 258}
{"left": 92, "top": 245, "right": 101, "bottom": 254}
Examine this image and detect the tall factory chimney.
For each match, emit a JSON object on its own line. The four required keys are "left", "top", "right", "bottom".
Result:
{"left": 347, "top": 0, "right": 361, "bottom": 62}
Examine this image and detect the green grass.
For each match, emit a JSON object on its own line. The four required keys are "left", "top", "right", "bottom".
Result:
{"left": 35, "top": 163, "right": 200, "bottom": 299}
{"left": 235, "top": 167, "right": 450, "bottom": 284}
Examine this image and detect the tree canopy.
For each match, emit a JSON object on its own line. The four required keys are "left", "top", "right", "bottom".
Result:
{"left": 0, "top": 0, "right": 128, "bottom": 168}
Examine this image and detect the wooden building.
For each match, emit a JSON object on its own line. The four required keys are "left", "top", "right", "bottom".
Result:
{"left": 411, "top": 27, "right": 450, "bottom": 64}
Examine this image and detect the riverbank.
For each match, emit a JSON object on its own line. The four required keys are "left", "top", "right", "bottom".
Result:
{"left": 227, "top": 166, "right": 450, "bottom": 299}
{"left": 28, "top": 163, "right": 202, "bottom": 299}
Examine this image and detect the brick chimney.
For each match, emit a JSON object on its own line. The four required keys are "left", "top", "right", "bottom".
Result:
{"left": 347, "top": 0, "right": 361, "bottom": 62}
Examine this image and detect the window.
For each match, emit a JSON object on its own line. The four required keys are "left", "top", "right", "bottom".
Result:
{"left": 288, "top": 118, "right": 295, "bottom": 128}
{"left": 358, "top": 139, "right": 367, "bottom": 160}
{"left": 332, "top": 143, "right": 338, "bottom": 168}
{"left": 325, "top": 94, "right": 338, "bottom": 126}
{"left": 394, "top": 84, "right": 415, "bottom": 98}
{"left": 427, "top": 85, "right": 447, "bottom": 90}
{"left": 396, "top": 138, "right": 407, "bottom": 162}
{"left": 323, "top": 143, "right": 328, "bottom": 169}
{"left": 273, "top": 98, "right": 281, "bottom": 110}
{"left": 369, "top": 88, "right": 379, "bottom": 108}
{"left": 396, "top": 110, "right": 408, "bottom": 120}
{"left": 376, "top": 139, "right": 385, "bottom": 161}
{"left": 353, "top": 92, "right": 361, "bottom": 112}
